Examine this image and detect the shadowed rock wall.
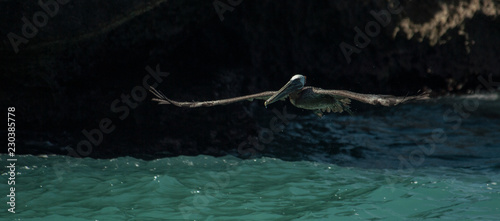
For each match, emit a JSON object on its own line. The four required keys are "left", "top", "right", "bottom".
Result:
{"left": 1, "top": 0, "right": 499, "bottom": 158}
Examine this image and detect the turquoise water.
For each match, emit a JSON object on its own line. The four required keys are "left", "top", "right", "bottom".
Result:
{"left": 1, "top": 155, "right": 499, "bottom": 220}
{"left": 2, "top": 94, "right": 500, "bottom": 220}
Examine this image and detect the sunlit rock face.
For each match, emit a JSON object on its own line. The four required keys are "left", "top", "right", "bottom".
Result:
{"left": 2, "top": 0, "right": 499, "bottom": 158}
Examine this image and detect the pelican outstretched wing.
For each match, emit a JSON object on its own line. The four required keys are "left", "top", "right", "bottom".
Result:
{"left": 149, "top": 86, "right": 277, "bottom": 108}
{"left": 312, "top": 87, "right": 429, "bottom": 106}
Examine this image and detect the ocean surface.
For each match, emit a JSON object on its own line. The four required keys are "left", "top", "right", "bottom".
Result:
{"left": 2, "top": 94, "right": 500, "bottom": 220}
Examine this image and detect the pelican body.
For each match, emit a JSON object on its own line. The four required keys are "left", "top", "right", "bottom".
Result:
{"left": 150, "top": 74, "right": 428, "bottom": 117}
{"left": 288, "top": 87, "right": 352, "bottom": 114}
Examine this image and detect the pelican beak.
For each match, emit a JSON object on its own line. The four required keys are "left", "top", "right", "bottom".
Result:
{"left": 264, "top": 76, "right": 305, "bottom": 107}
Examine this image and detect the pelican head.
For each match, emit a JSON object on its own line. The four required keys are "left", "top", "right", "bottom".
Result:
{"left": 264, "top": 74, "right": 306, "bottom": 107}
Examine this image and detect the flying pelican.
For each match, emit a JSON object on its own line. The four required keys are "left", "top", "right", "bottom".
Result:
{"left": 149, "top": 75, "right": 428, "bottom": 116}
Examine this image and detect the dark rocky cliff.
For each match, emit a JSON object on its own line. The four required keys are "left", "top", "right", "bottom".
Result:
{"left": 1, "top": 0, "right": 499, "bottom": 158}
